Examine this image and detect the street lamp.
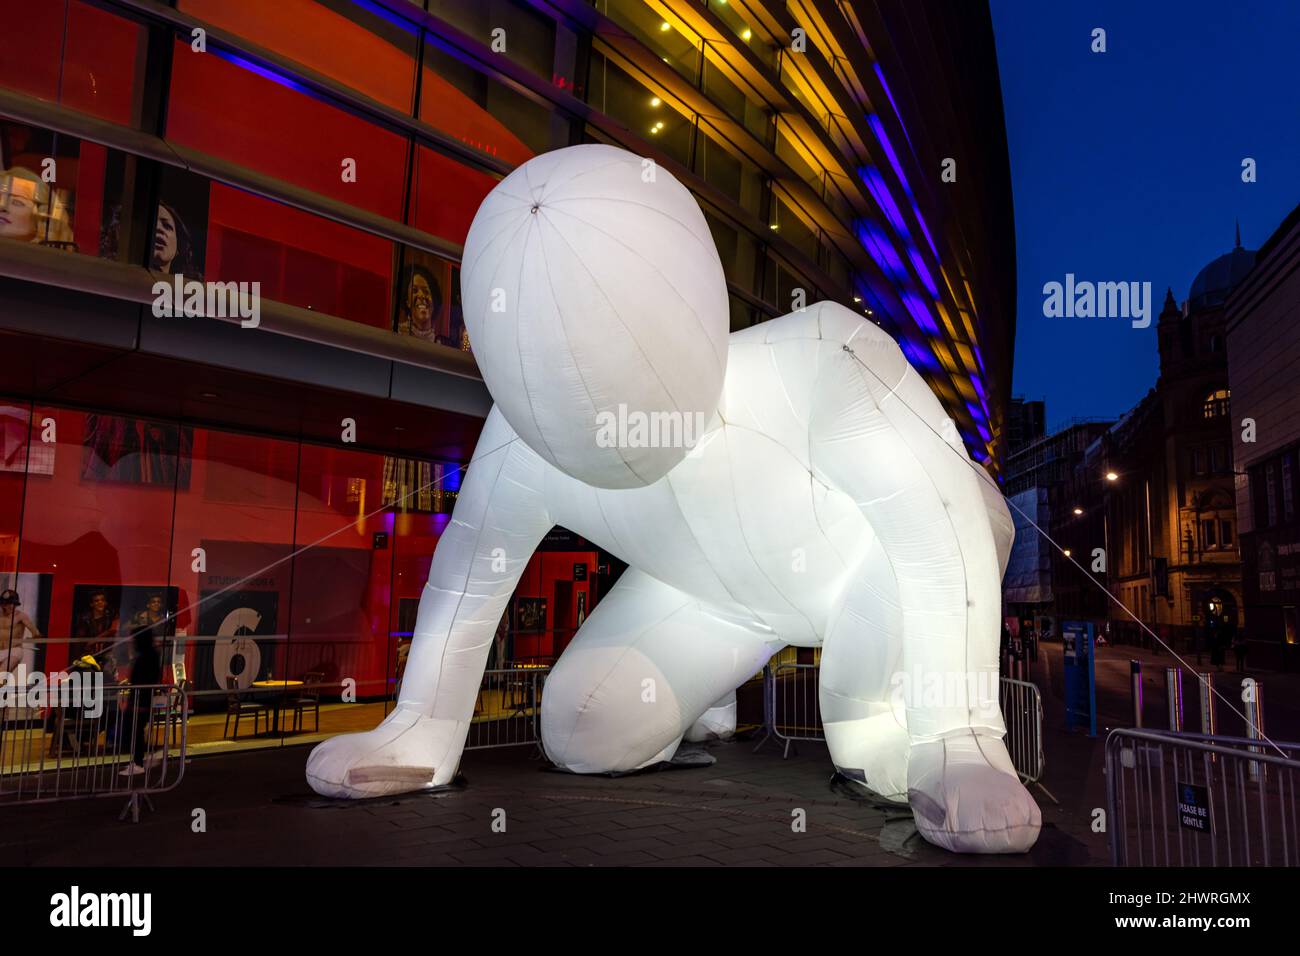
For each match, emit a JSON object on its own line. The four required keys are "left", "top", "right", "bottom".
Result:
{"left": 1072, "top": 507, "right": 1084, "bottom": 516}
{"left": 1101, "top": 466, "right": 1159, "bottom": 634}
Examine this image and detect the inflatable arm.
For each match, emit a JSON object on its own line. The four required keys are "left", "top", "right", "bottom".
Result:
{"left": 306, "top": 407, "right": 552, "bottom": 796}
{"left": 809, "top": 321, "right": 1040, "bottom": 852}
{"left": 809, "top": 325, "right": 1003, "bottom": 740}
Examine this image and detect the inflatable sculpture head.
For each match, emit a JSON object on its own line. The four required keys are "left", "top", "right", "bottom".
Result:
{"left": 460, "top": 144, "right": 728, "bottom": 488}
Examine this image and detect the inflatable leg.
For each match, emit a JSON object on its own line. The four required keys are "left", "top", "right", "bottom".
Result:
{"left": 807, "top": 304, "right": 1039, "bottom": 852}
{"left": 819, "top": 535, "right": 909, "bottom": 801}
{"left": 542, "top": 569, "right": 780, "bottom": 773}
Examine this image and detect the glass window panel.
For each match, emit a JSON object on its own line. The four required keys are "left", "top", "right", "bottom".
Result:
{"left": 206, "top": 183, "right": 395, "bottom": 328}
{"left": 420, "top": 41, "right": 553, "bottom": 163}
{"left": 2, "top": 124, "right": 200, "bottom": 269}
{"left": 167, "top": 39, "right": 408, "bottom": 221}
{"left": 707, "top": 0, "right": 777, "bottom": 69}
{"left": 595, "top": 0, "right": 700, "bottom": 85}
{"left": 824, "top": 242, "right": 851, "bottom": 293}
{"left": 702, "top": 207, "right": 758, "bottom": 292}
{"left": 428, "top": 0, "right": 555, "bottom": 81}
{"left": 762, "top": 254, "right": 813, "bottom": 313}
{"left": 727, "top": 293, "right": 756, "bottom": 332}
{"left": 771, "top": 193, "right": 820, "bottom": 263}
{"left": 587, "top": 51, "right": 694, "bottom": 168}
{"left": 19, "top": 407, "right": 179, "bottom": 677}
{"left": 178, "top": 0, "right": 418, "bottom": 112}
{"left": 0, "top": 0, "right": 145, "bottom": 125}
{"left": 695, "top": 123, "right": 764, "bottom": 217}
{"left": 389, "top": 460, "right": 457, "bottom": 703}
{"left": 169, "top": 426, "right": 299, "bottom": 729}
{"left": 775, "top": 121, "right": 824, "bottom": 197}
{"left": 409, "top": 145, "right": 501, "bottom": 245}
{"left": 0, "top": 402, "right": 34, "bottom": 580}
{"left": 702, "top": 52, "right": 771, "bottom": 142}
{"left": 291, "top": 445, "right": 394, "bottom": 711}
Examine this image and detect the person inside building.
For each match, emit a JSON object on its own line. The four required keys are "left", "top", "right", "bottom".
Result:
{"left": 1232, "top": 632, "right": 1248, "bottom": 673}
{"left": 120, "top": 624, "right": 162, "bottom": 777}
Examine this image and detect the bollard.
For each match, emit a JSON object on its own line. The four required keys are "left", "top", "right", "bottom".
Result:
{"left": 1199, "top": 672, "right": 1216, "bottom": 735}
{"left": 1129, "top": 660, "right": 1143, "bottom": 728}
{"left": 1165, "top": 667, "right": 1183, "bottom": 731}
{"left": 1245, "top": 680, "right": 1265, "bottom": 783}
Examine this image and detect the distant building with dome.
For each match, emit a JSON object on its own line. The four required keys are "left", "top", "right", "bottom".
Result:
{"left": 1188, "top": 227, "right": 1257, "bottom": 311}
{"left": 1048, "top": 228, "right": 1250, "bottom": 660}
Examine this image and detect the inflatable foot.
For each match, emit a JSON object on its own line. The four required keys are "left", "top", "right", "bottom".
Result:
{"left": 306, "top": 708, "right": 464, "bottom": 798}
{"left": 906, "top": 732, "right": 1041, "bottom": 853}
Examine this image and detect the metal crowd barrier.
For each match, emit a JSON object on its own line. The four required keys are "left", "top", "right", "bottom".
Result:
{"left": 465, "top": 666, "right": 548, "bottom": 751}
{"left": 754, "top": 666, "right": 1049, "bottom": 790}
{"left": 1105, "top": 728, "right": 1300, "bottom": 866}
{"left": 753, "top": 662, "right": 824, "bottom": 758}
{"left": 999, "top": 676, "right": 1052, "bottom": 796}
{"left": 0, "top": 682, "right": 187, "bottom": 822}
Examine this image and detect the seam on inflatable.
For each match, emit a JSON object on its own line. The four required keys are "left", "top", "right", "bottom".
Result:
{"left": 662, "top": 468, "right": 765, "bottom": 621}
{"left": 543, "top": 200, "right": 728, "bottom": 374}
{"left": 537, "top": 214, "right": 684, "bottom": 485}
{"left": 806, "top": 472, "right": 856, "bottom": 572}
{"left": 511, "top": 220, "right": 568, "bottom": 471}
{"left": 461, "top": 201, "right": 533, "bottom": 281}
{"left": 540, "top": 155, "right": 633, "bottom": 198}
{"left": 535, "top": 213, "right": 641, "bottom": 485}
{"left": 542, "top": 202, "right": 725, "bottom": 382}
{"left": 718, "top": 425, "right": 819, "bottom": 639}
{"left": 544, "top": 194, "right": 721, "bottom": 269}
{"left": 766, "top": 345, "right": 806, "bottom": 429}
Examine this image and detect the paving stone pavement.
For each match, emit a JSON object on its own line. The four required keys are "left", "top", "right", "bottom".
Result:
{"left": 5, "top": 733, "right": 1096, "bottom": 867}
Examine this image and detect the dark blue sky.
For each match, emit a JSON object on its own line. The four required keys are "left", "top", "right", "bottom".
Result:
{"left": 990, "top": 0, "right": 1300, "bottom": 429}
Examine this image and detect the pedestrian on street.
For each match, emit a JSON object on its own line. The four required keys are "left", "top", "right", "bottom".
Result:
{"left": 1232, "top": 634, "right": 1248, "bottom": 673}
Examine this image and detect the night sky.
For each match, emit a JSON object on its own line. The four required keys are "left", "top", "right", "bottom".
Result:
{"left": 990, "top": 0, "right": 1300, "bottom": 430}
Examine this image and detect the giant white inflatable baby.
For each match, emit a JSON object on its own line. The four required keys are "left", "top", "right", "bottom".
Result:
{"left": 307, "top": 144, "right": 1041, "bottom": 853}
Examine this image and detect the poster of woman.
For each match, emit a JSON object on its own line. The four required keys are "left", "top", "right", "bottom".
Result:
{"left": 0, "top": 121, "right": 76, "bottom": 251}
{"left": 394, "top": 251, "right": 467, "bottom": 349}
